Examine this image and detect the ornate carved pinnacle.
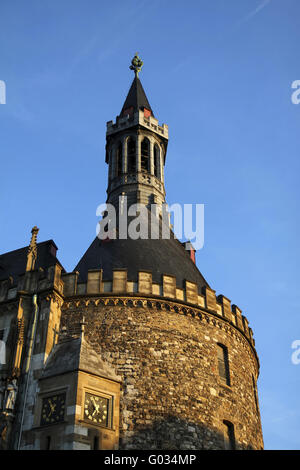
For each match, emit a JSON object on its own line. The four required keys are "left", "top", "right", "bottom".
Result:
{"left": 25, "top": 226, "right": 39, "bottom": 272}
{"left": 129, "top": 52, "right": 143, "bottom": 77}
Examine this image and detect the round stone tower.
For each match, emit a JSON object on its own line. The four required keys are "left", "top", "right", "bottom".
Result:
{"left": 4, "top": 55, "right": 263, "bottom": 451}
{"left": 64, "top": 54, "right": 263, "bottom": 450}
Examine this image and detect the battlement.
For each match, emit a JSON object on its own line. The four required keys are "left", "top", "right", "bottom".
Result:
{"left": 0, "top": 264, "right": 255, "bottom": 351}
{"left": 64, "top": 270, "right": 255, "bottom": 345}
{"left": 106, "top": 109, "right": 169, "bottom": 140}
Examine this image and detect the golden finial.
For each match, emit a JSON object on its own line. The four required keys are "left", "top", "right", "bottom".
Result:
{"left": 130, "top": 52, "right": 143, "bottom": 77}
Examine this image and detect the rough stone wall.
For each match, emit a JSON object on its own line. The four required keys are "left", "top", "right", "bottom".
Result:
{"left": 61, "top": 298, "right": 263, "bottom": 450}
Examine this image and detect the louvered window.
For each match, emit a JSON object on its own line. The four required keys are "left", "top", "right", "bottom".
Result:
{"left": 217, "top": 343, "right": 230, "bottom": 386}
{"left": 154, "top": 144, "right": 160, "bottom": 178}
{"left": 116, "top": 142, "right": 123, "bottom": 176}
{"left": 141, "top": 137, "right": 150, "bottom": 172}
{"left": 127, "top": 138, "right": 136, "bottom": 173}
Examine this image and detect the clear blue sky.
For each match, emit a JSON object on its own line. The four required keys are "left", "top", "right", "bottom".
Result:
{"left": 1, "top": 0, "right": 299, "bottom": 450}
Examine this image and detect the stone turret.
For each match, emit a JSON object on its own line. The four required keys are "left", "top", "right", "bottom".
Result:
{"left": 105, "top": 54, "right": 168, "bottom": 210}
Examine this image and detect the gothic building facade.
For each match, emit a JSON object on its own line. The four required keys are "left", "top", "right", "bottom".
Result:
{"left": 0, "top": 55, "right": 263, "bottom": 450}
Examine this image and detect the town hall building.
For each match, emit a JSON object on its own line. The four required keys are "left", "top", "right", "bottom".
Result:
{"left": 0, "top": 55, "right": 263, "bottom": 450}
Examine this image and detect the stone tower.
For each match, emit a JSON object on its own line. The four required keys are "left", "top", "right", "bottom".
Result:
{"left": 105, "top": 56, "right": 167, "bottom": 210}
{"left": 0, "top": 55, "right": 263, "bottom": 450}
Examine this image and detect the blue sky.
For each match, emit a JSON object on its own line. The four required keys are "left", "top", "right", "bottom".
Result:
{"left": 0, "top": 0, "right": 299, "bottom": 450}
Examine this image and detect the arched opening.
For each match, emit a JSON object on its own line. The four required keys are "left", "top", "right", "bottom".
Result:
{"left": 116, "top": 142, "right": 123, "bottom": 176}
{"left": 141, "top": 137, "right": 150, "bottom": 173}
{"left": 127, "top": 137, "right": 136, "bottom": 173}
{"left": 217, "top": 343, "right": 230, "bottom": 386}
{"left": 223, "top": 421, "right": 235, "bottom": 450}
{"left": 154, "top": 144, "right": 160, "bottom": 178}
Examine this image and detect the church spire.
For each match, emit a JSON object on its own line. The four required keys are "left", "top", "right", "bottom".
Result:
{"left": 120, "top": 54, "right": 154, "bottom": 118}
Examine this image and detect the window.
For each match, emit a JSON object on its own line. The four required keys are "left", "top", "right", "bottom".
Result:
{"left": 154, "top": 144, "right": 160, "bottom": 178}
{"left": 0, "top": 330, "right": 5, "bottom": 366}
{"left": 141, "top": 137, "right": 150, "bottom": 172}
{"left": 223, "top": 420, "right": 235, "bottom": 450}
{"left": 217, "top": 343, "right": 230, "bottom": 386}
{"left": 127, "top": 138, "right": 136, "bottom": 173}
{"left": 116, "top": 142, "right": 123, "bottom": 176}
{"left": 93, "top": 436, "right": 99, "bottom": 450}
{"left": 45, "top": 436, "right": 51, "bottom": 450}
{"left": 252, "top": 375, "right": 259, "bottom": 413}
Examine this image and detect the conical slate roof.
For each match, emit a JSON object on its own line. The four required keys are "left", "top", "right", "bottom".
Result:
{"left": 75, "top": 235, "right": 209, "bottom": 292}
{"left": 120, "top": 76, "right": 154, "bottom": 117}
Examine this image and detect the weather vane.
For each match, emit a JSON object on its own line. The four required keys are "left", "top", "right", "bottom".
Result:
{"left": 130, "top": 52, "right": 143, "bottom": 77}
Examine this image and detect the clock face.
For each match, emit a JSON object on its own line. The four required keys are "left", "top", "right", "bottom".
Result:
{"left": 40, "top": 393, "right": 66, "bottom": 426}
{"left": 84, "top": 393, "right": 109, "bottom": 426}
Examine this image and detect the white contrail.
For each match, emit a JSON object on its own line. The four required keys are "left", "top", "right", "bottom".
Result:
{"left": 237, "top": 0, "right": 271, "bottom": 26}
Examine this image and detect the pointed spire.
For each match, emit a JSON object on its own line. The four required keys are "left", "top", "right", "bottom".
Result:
{"left": 120, "top": 53, "right": 154, "bottom": 117}
{"left": 25, "top": 226, "right": 39, "bottom": 272}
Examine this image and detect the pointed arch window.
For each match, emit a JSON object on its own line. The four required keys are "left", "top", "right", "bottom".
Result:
{"left": 127, "top": 137, "right": 136, "bottom": 173}
{"left": 116, "top": 142, "right": 123, "bottom": 176}
{"left": 154, "top": 144, "right": 160, "bottom": 179}
{"left": 93, "top": 435, "right": 99, "bottom": 450}
{"left": 141, "top": 137, "right": 150, "bottom": 173}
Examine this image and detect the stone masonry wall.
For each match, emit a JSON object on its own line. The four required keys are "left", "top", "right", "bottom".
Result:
{"left": 61, "top": 298, "right": 263, "bottom": 450}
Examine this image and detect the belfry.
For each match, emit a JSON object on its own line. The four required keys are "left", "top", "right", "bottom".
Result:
{"left": 0, "top": 55, "right": 263, "bottom": 450}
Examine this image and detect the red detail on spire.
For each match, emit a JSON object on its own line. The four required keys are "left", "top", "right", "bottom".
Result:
{"left": 190, "top": 249, "right": 196, "bottom": 264}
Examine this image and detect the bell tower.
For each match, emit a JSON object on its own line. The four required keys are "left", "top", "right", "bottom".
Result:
{"left": 105, "top": 54, "right": 169, "bottom": 211}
